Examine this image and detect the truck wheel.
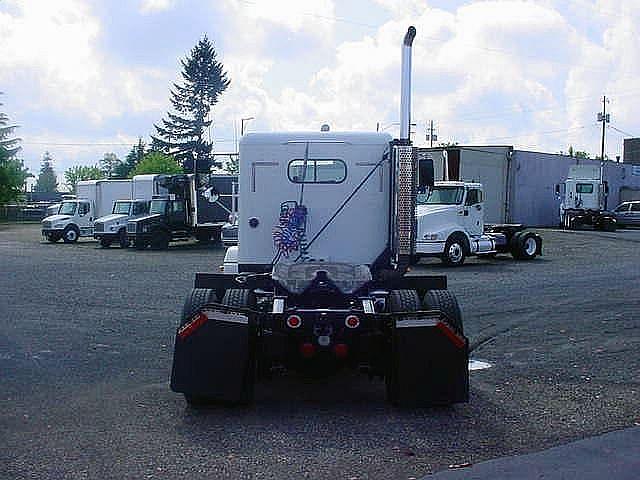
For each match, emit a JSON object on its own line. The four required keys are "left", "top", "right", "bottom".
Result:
{"left": 99, "top": 238, "right": 112, "bottom": 248}
{"left": 118, "top": 229, "right": 130, "bottom": 248}
{"left": 511, "top": 232, "right": 540, "bottom": 260}
{"left": 423, "top": 290, "right": 463, "bottom": 335}
{"left": 441, "top": 234, "right": 467, "bottom": 266}
{"left": 151, "top": 230, "right": 170, "bottom": 250}
{"left": 385, "top": 289, "right": 421, "bottom": 405}
{"left": 62, "top": 226, "right": 80, "bottom": 243}
{"left": 221, "top": 288, "right": 257, "bottom": 405}
{"left": 601, "top": 218, "right": 617, "bottom": 232}
{"left": 182, "top": 288, "right": 218, "bottom": 326}
{"left": 134, "top": 240, "right": 147, "bottom": 250}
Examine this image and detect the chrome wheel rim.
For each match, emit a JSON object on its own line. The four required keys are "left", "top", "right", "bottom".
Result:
{"left": 524, "top": 237, "right": 537, "bottom": 256}
{"left": 448, "top": 243, "right": 463, "bottom": 263}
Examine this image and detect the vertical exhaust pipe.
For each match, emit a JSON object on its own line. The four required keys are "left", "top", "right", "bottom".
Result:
{"left": 400, "top": 26, "right": 416, "bottom": 142}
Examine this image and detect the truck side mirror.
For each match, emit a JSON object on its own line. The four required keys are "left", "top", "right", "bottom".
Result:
{"left": 418, "top": 158, "right": 434, "bottom": 193}
{"left": 603, "top": 181, "right": 609, "bottom": 195}
{"left": 555, "top": 184, "right": 560, "bottom": 196}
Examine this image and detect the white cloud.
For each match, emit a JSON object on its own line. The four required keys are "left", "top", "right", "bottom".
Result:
{"left": 139, "top": 0, "right": 176, "bottom": 14}
{"left": 0, "top": 0, "right": 168, "bottom": 123}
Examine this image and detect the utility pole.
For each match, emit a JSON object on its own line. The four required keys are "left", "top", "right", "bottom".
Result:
{"left": 426, "top": 120, "right": 437, "bottom": 147}
{"left": 598, "top": 96, "right": 610, "bottom": 161}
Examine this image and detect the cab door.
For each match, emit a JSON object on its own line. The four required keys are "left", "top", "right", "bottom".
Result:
{"left": 630, "top": 202, "right": 640, "bottom": 226}
{"left": 168, "top": 200, "right": 187, "bottom": 230}
{"left": 78, "top": 201, "right": 93, "bottom": 235}
{"left": 463, "top": 188, "right": 484, "bottom": 236}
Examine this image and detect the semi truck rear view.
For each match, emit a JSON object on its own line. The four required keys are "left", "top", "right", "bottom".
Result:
{"left": 170, "top": 26, "right": 469, "bottom": 407}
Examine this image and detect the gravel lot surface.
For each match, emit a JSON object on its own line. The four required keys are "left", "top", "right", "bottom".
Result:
{"left": 1, "top": 224, "right": 639, "bottom": 479}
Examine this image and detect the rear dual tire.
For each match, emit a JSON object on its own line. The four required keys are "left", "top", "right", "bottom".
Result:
{"left": 510, "top": 231, "right": 541, "bottom": 260}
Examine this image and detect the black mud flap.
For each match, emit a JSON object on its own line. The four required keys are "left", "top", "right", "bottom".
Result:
{"left": 170, "top": 304, "right": 257, "bottom": 403}
{"left": 390, "top": 314, "right": 469, "bottom": 407}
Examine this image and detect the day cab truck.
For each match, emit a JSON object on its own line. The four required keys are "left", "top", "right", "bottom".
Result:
{"left": 127, "top": 173, "right": 236, "bottom": 250}
{"left": 416, "top": 181, "right": 542, "bottom": 266}
{"left": 557, "top": 164, "right": 616, "bottom": 231}
{"left": 170, "top": 26, "right": 470, "bottom": 408}
{"left": 41, "top": 179, "right": 132, "bottom": 243}
{"left": 93, "top": 174, "right": 167, "bottom": 248}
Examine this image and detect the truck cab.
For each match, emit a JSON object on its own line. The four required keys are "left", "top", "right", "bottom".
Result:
{"left": 126, "top": 195, "right": 189, "bottom": 249}
{"left": 93, "top": 199, "right": 150, "bottom": 248}
{"left": 416, "top": 181, "right": 541, "bottom": 265}
{"left": 557, "top": 165, "right": 615, "bottom": 230}
{"left": 41, "top": 199, "right": 94, "bottom": 243}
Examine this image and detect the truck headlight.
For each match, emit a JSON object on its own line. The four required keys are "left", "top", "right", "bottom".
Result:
{"left": 142, "top": 225, "right": 149, "bottom": 233}
{"left": 423, "top": 233, "right": 439, "bottom": 240}
{"left": 53, "top": 223, "right": 65, "bottom": 229}
{"left": 109, "top": 226, "right": 116, "bottom": 231}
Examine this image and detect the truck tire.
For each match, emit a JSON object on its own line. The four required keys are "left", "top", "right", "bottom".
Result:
{"left": 441, "top": 233, "right": 468, "bottom": 266}
{"left": 510, "top": 231, "right": 540, "bottom": 260}
{"left": 151, "top": 230, "right": 170, "bottom": 250}
{"left": 600, "top": 218, "right": 617, "bottom": 232}
{"left": 99, "top": 238, "right": 112, "bottom": 248}
{"left": 423, "top": 290, "right": 464, "bottom": 335}
{"left": 218, "top": 288, "right": 257, "bottom": 406}
{"left": 385, "top": 289, "right": 420, "bottom": 405}
{"left": 182, "top": 288, "right": 218, "bottom": 325}
{"left": 118, "top": 229, "right": 130, "bottom": 248}
{"left": 62, "top": 225, "right": 80, "bottom": 243}
{"left": 134, "top": 240, "right": 147, "bottom": 250}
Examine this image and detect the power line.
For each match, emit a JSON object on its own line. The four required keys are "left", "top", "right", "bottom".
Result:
{"left": 609, "top": 125, "right": 637, "bottom": 138}
{"left": 483, "top": 124, "right": 594, "bottom": 142}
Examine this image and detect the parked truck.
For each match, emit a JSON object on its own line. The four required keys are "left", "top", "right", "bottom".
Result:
{"left": 557, "top": 164, "right": 616, "bottom": 231}
{"left": 170, "top": 26, "right": 469, "bottom": 408}
{"left": 126, "top": 173, "right": 236, "bottom": 249}
{"left": 41, "top": 180, "right": 132, "bottom": 243}
{"left": 416, "top": 180, "right": 542, "bottom": 266}
{"left": 93, "top": 175, "right": 167, "bottom": 248}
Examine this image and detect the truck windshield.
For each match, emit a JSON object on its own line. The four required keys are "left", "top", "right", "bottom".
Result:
{"left": 150, "top": 200, "right": 167, "bottom": 215}
{"left": 113, "top": 202, "right": 132, "bottom": 215}
{"left": 418, "top": 187, "right": 465, "bottom": 205}
{"left": 59, "top": 202, "right": 77, "bottom": 215}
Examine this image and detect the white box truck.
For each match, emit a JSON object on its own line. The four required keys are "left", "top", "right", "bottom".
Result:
{"left": 41, "top": 179, "right": 132, "bottom": 243}
{"left": 93, "top": 175, "right": 167, "bottom": 248}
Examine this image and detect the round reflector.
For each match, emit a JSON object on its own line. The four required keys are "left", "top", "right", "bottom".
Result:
{"left": 345, "top": 315, "right": 360, "bottom": 329}
{"left": 286, "top": 314, "right": 302, "bottom": 328}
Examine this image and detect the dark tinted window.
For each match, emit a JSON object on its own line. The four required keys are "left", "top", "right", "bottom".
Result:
{"left": 576, "top": 183, "right": 594, "bottom": 194}
{"left": 615, "top": 204, "right": 629, "bottom": 212}
{"left": 631, "top": 203, "right": 640, "bottom": 212}
{"left": 465, "top": 189, "right": 482, "bottom": 206}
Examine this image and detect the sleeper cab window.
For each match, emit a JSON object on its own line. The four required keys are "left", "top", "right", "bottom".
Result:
{"left": 288, "top": 159, "right": 346, "bottom": 184}
{"left": 576, "top": 183, "right": 594, "bottom": 194}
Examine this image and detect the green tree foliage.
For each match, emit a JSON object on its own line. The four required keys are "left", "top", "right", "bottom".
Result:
{"left": 100, "top": 152, "right": 123, "bottom": 178}
{"left": 568, "top": 146, "right": 590, "bottom": 159}
{"left": 151, "top": 36, "right": 230, "bottom": 173}
{"left": 35, "top": 152, "right": 58, "bottom": 193}
{"left": 113, "top": 138, "right": 146, "bottom": 178}
{"left": 0, "top": 93, "right": 31, "bottom": 204}
{"left": 64, "top": 165, "right": 105, "bottom": 193}
{"left": 130, "top": 151, "right": 182, "bottom": 177}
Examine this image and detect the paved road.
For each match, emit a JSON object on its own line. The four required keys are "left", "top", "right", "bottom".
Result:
{"left": 1, "top": 224, "right": 638, "bottom": 479}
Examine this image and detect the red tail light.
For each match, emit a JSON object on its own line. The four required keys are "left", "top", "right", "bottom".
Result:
{"left": 345, "top": 315, "right": 360, "bottom": 329}
{"left": 300, "top": 342, "right": 315, "bottom": 358}
{"left": 333, "top": 343, "right": 348, "bottom": 358}
{"left": 286, "top": 314, "right": 302, "bottom": 328}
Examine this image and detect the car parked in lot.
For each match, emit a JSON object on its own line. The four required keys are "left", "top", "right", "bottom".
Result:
{"left": 613, "top": 201, "right": 640, "bottom": 227}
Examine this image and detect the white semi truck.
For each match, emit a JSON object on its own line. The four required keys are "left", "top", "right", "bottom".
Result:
{"left": 170, "top": 27, "right": 470, "bottom": 408}
{"left": 93, "top": 175, "right": 167, "bottom": 248}
{"left": 41, "top": 180, "right": 132, "bottom": 243}
{"left": 557, "top": 164, "right": 616, "bottom": 230}
{"left": 416, "top": 181, "right": 542, "bottom": 266}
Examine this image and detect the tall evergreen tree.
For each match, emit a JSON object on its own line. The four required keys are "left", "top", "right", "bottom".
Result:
{"left": 99, "top": 152, "right": 122, "bottom": 178}
{"left": 114, "top": 138, "right": 146, "bottom": 178}
{"left": 151, "top": 36, "right": 230, "bottom": 173}
{"left": 35, "top": 152, "right": 58, "bottom": 193}
{"left": 0, "top": 94, "right": 31, "bottom": 204}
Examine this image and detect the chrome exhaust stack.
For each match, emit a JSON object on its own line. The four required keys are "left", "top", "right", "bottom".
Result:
{"left": 399, "top": 26, "right": 416, "bottom": 143}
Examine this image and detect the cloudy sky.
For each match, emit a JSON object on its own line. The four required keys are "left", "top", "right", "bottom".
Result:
{"left": 1, "top": 0, "right": 638, "bottom": 187}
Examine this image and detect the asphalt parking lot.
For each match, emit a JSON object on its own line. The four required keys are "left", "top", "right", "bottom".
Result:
{"left": 1, "top": 224, "right": 639, "bottom": 479}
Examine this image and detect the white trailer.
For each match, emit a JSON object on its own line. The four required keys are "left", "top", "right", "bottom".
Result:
{"left": 557, "top": 165, "right": 616, "bottom": 230}
{"left": 93, "top": 175, "right": 166, "bottom": 248}
{"left": 416, "top": 181, "right": 542, "bottom": 266}
{"left": 41, "top": 179, "right": 132, "bottom": 243}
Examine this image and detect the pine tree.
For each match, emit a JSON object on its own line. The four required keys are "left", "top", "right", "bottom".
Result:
{"left": 35, "top": 152, "right": 58, "bottom": 193}
{"left": 114, "top": 138, "right": 146, "bottom": 178}
{"left": 0, "top": 94, "right": 31, "bottom": 204}
{"left": 151, "top": 36, "right": 230, "bottom": 173}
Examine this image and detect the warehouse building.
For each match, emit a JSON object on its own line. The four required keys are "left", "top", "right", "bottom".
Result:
{"left": 418, "top": 146, "right": 640, "bottom": 226}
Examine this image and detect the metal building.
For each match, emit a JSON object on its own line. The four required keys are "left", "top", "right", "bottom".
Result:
{"left": 418, "top": 146, "right": 640, "bottom": 226}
